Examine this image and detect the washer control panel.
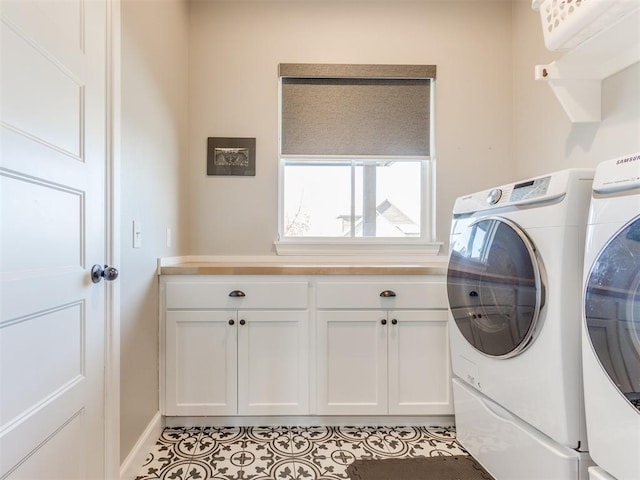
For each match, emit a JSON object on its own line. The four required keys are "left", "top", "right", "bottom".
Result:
{"left": 509, "top": 175, "right": 551, "bottom": 202}
{"left": 452, "top": 169, "right": 593, "bottom": 216}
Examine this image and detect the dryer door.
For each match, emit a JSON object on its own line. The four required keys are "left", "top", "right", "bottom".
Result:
{"left": 447, "top": 217, "right": 545, "bottom": 358}
{"left": 584, "top": 215, "right": 640, "bottom": 413}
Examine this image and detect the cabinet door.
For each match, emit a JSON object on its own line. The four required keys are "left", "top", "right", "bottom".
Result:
{"left": 387, "top": 310, "right": 453, "bottom": 415}
{"left": 165, "top": 310, "right": 237, "bottom": 415}
{"left": 317, "top": 310, "right": 388, "bottom": 415}
{"left": 237, "top": 310, "right": 309, "bottom": 415}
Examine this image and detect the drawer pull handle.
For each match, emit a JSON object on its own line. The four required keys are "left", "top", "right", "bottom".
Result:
{"left": 229, "top": 290, "right": 246, "bottom": 297}
{"left": 469, "top": 291, "right": 478, "bottom": 297}
{"left": 381, "top": 319, "right": 387, "bottom": 325}
{"left": 228, "top": 319, "right": 235, "bottom": 326}
{"left": 391, "top": 319, "right": 398, "bottom": 325}
{"left": 380, "top": 290, "right": 396, "bottom": 297}
{"left": 239, "top": 319, "right": 246, "bottom": 326}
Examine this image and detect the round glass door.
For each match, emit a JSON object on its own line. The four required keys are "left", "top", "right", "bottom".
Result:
{"left": 585, "top": 215, "right": 640, "bottom": 413}
{"left": 447, "top": 217, "right": 545, "bottom": 358}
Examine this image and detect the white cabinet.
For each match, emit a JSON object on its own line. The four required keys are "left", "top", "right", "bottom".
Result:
{"left": 317, "top": 310, "right": 388, "bottom": 415}
{"left": 163, "top": 278, "right": 310, "bottom": 416}
{"left": 237, "top": 309, "right": 308, "bottom": 416}
{"left": 316, "top": 279, "right": 453, "bottom": 416}
{"left": 161, "top": 273, "right": 452, "bottom": 419}
{"left": 166, "top": 310, "right": 237, "bottom": 415}
{"left": 387, "top": 310, "right": 452, "bottom": 415}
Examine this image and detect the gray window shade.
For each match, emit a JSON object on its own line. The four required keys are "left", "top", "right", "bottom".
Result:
{"left": 280, "top": 64, "right": 435, "bottom": 157}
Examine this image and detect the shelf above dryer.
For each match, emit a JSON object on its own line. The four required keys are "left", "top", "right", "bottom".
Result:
{"left": 533, "top": 1, "right": 640, "bottom": 123}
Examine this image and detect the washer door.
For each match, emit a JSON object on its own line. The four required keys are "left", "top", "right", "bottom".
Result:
{"left": 585, "top": 215, "right": 640, "bottom": 413}
{"left": 447, "top": 217, "right": 545, "bottom": 358}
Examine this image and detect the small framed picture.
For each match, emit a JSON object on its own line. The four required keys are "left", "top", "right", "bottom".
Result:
{"left": 207, "top": 137, "right": 256, "bottom": 176}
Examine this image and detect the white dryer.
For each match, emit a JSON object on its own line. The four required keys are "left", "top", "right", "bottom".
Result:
{"left": 582, "top": 154, "right": 640, "bottom": 480}
{"left": 447, "top": 169, "right": 595, "bottom": 480}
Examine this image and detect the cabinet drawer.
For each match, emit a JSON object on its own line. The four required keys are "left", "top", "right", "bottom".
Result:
{"left": 317, "top": 281, "right": 447, "bottom": 309}
{"left": 166, "top": 281, "right": 308, "bottom": 309}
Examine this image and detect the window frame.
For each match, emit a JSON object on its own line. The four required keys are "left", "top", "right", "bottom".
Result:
{"left": 275, "top": 69, "right": 439, "bottom": 256}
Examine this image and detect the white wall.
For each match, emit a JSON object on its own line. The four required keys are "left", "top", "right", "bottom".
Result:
{"left": 120, "top": 0, "right": 189, "bottom": 462}
{"left": 512, "top": 0, "right": 640, "bottom": 176}
{"left": 183, "top": 0, "right": 640, "bottom": 255}
{"left": 187, "top": 0, "right": 516, "bottom": 255}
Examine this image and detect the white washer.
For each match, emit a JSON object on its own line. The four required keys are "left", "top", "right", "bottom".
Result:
{"left": 582, "top": 154, "right": 640, "bottom": 480}
{"left": 447, "top": 169, "right": 595, "bottom": 480}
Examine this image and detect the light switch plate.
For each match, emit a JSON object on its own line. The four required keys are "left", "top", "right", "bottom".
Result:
{"left": 133, "top": 220, "right": 142, "bottom": 248}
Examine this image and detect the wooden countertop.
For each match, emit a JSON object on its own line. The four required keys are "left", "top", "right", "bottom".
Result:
{"left": 159, "top": 261, "right": 447, "bottom": 276}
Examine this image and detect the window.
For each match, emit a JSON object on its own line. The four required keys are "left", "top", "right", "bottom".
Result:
{"left": 277, "top": 64, "right": 437, "bottom": 254}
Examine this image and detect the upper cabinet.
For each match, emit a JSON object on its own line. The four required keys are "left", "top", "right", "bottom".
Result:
{"left": 532, "top": 0, "right": 640, "bottom": 123}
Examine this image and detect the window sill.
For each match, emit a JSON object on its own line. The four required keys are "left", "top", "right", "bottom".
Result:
{"left": 273, "top": 240, "right": 443, "bottom": 257}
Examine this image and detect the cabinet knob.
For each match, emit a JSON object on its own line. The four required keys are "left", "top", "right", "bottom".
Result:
{"left": 381, "top": 319, "right": 387, "bottom": 325}
{"left": 229, "top": 290, "right": 246, "bottom": 297}
{"left": 380, "top": 290, "right": 396, "bottom": 297}
{"left": 228, "top": 319, "right": 235, "bottom": 326}
{"left": 391, "top": 319, "right": 398, "bottom": 325}
{"left": 239, "top": 319, "right": 246, "bottom": 326}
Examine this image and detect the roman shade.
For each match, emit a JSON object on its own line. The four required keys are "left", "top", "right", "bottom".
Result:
{"left": 279, "top": 63, "right": 436, "bottom": 157}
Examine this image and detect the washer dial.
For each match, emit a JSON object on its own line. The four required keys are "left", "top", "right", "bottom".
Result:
{"left": 486, "top": 188, "right": 502, "bottom": 205}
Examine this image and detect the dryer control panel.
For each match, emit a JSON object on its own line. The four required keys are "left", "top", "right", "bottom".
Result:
{"left": 592, "top": 153, "right": 640, "bottom": 194}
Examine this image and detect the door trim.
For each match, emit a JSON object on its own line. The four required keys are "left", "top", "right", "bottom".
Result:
{"left": 105, "top": 0, "right": 121, "bottom": 477}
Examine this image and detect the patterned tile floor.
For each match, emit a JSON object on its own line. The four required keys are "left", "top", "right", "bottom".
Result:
{"left": 134, "top": 425, "right": 468, "bottom": 480}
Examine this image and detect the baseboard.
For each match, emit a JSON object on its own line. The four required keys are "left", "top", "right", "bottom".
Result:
{"left": 119, "top": 411, "right": 163, "bottom": 480}
{"left": 164, "top": 414, "right": 456, "bottom": 428}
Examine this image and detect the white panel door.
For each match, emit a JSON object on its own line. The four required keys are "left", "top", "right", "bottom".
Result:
{"left": 237, "top": 310, "right": 309, "bottom": 415}
{"left": 0, "top": 0, "right": 109, "bottom": 478}
{"left": 165, "top": 311, "right": 238, "bottom": 416}
{"left": 387, "top": 310, "right": 453, "bottom": 415}
{"left": 317, "top": 310, "right": 388, "bottom": 415}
